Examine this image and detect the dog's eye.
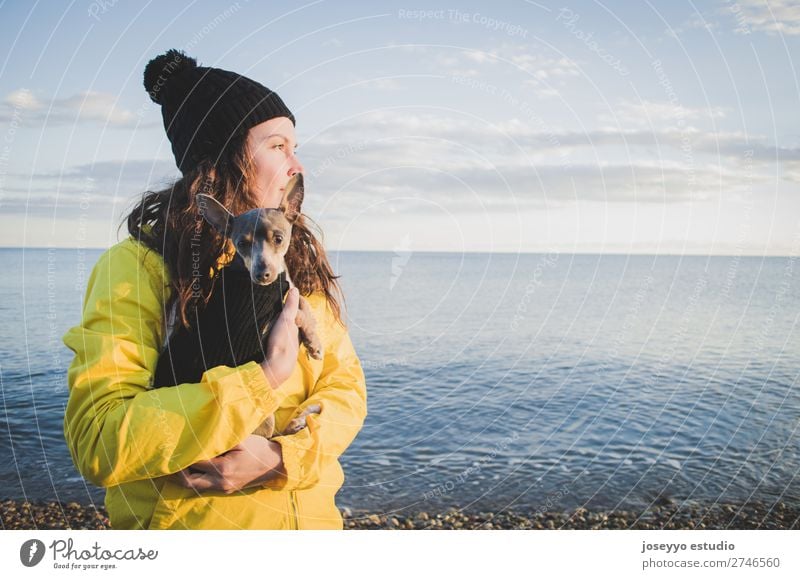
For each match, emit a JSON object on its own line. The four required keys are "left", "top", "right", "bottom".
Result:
{"left": 274, "top": 235, "right": 283, "bottom": 244}
{"left": 237, "top": 240, "right": 249, "bottom": 249}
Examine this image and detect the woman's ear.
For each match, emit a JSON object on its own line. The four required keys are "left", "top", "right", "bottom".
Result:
{"left": 278, "top": 173, "right": 304, "bottom": 222}
{"left": 196, "top": 194, "right": 234, "bottom": 234}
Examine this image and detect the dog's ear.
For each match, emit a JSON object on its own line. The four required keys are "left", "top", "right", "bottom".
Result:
{"left": 279, "top": 173, "right": 304, "bottom": 222}
{"left": 196, "top": 194, "right": 233, "bottom": 235}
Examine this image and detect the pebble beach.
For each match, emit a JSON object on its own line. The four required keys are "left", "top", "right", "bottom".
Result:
{"left": 2, "top": 499, "right": 797, "bottom": 530}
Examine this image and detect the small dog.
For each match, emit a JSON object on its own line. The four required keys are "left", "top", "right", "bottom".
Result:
{"left": 152, "top": 173, "right": 322, "bottom": 438}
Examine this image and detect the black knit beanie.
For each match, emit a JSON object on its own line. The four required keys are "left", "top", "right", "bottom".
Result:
{"left": 143, "top": 49, "right": 295, "bottom": 173}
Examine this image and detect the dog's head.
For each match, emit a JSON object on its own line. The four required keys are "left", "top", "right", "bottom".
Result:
{"left": 197, "top": 173, "right": 304, "bottom": 285}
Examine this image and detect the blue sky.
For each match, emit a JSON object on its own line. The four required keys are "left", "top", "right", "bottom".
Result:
{"left": 0, "top": 0, "right": 798, "bottom": 254}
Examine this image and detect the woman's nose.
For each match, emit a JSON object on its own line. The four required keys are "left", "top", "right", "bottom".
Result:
{"left": 288, "top": 154, "right": 304, "bottom": 177}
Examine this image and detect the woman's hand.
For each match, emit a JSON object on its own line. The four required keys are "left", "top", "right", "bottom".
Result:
{"left": 172, "top": 435, "right": 284, "bottom": 494}
{"left": 261, "top": 286, "right": 300, "bottom": 389}
{"left": 171, "top": 290, "right": 299, "bottom": 493}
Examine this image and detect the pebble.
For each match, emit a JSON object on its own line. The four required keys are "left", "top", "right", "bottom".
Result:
{"left": 1, "top": 499, "right": 110, "bottom": 530}
{"left": 2, "top": 499, "right": 797, "bottom": 530}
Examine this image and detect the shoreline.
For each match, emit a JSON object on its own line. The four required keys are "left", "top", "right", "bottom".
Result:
{"left": 2, "top": 499, "right": 797, "bottom": 530}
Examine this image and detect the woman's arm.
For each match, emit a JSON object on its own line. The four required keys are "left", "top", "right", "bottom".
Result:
{"left": 265, "top": 312, "right": 367, "bottom": 491}
{"left": 62, "top": 240, "right": 294, "bottom": 488}
{"left": 174, "top": 294, "right": 368, "bottom": 493}
{"left": 171, "top": 435, "right": 284, "bottom": 492}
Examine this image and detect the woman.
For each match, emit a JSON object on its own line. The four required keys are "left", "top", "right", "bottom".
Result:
{"left": 62, "top": 49, "right": 367, "bottom": 529}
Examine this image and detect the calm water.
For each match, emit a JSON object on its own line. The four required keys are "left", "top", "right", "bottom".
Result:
{"left": 1, "top": 247, "right": 798, "bottom": 514}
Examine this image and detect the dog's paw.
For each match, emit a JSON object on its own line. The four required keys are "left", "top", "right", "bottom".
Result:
{"left": 281, "top": 404, "right": 322, "bottom": 435}
{"left": 282, "top": 418, "right": 306, "bottom": 435}
{"left": 302, "top": 335, "right": 324, "bottom": 360}
{"left": 306, "top": 345, "right": 324, "bottom": 360}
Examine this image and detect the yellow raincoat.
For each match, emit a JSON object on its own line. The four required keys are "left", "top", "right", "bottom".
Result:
{"left": 62, "top": 237, "right": 367, "bottom": 529}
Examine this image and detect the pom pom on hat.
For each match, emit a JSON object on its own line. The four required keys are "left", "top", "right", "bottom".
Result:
{"left": 143, "top": 49, "right": 197, "bottom": 105}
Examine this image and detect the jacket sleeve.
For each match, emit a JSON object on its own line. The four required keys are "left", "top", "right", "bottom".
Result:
{"left": 264, "top": 300, "right": 367, "bottom": 492}
{"left": 62, "top": 240, "right": 286, "bottom": 488}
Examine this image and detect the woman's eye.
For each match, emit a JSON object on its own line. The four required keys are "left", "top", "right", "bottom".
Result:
{"left": 273, "top": 143, "right": 284, "bottom": 150}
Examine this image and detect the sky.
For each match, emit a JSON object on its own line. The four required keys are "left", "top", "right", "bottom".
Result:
{"left": 0, "top": 0, "right": 798, "bottom": 255}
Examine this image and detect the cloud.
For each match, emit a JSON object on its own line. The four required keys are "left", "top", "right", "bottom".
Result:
{"left": 5, "top": 89, "right": 43, "bottom": 111}
{"left": 725, "top": 0, "right": 800, "bottom": 35}
{"left": 33, "top": 158, "right": 178, "bottom": 188}
{"left": 299, "top": 112, "right": 781, "bottom": 215}
{"left": 1, "top": 159, "right": 179, "bottom": 218}
{"left": 462, "top": 45, "right": 579, "bottom": 76}
{"left": 301, "top": 103, "right": 800, "bottom": 219}
{"left": 362, "top": 77, "right": 405, "bottom": 91}
{"left": 0, "top": 89, "right": 144, "bottom": 127}
{"left": 392, "top": 42, "right": 580, "bottom": 98}
{"left": 668, "top": 1, "right": 800, "bottom": 37}
{"left": 309, "top": 110, "right": 799, "bottom": 164}
{"left": 784, "top": 161, "right": 800, "bottom": 182}
{"left": 666, "top": 12, "right": 720, "bottom": 38}
{"left": 597, "top": 100, "right": 729, "bottom": 129}
{"left": 462, "top": 44, "right": 581, "bottom": 96}
{"left": 323, "top": 161, "right": 757, "bottom": 209}
{"left": 6, "top": 110, "right": 793, "bottom": 224}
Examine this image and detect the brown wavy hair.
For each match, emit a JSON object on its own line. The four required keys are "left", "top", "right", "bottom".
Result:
{"left": 118, "top": 132, "right": 343, "bottom": 332}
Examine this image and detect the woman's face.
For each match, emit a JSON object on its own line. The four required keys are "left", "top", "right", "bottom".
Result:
{"left": 246, "top": 116, "right": 304, "bottom": 208}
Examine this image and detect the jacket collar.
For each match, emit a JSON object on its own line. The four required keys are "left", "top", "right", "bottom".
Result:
{"left": 217, "top": 238, "right": 237, "bottom": 269}
{"left": 138, "top": 223, "right": 237, "bottom": 273}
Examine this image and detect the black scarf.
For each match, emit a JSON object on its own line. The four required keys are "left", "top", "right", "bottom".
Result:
{"left": 152, "top": 259, "right": 288, "bottom": 388}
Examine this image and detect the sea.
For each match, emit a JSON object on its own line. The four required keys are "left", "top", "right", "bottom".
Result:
{"left": 0, "top": 246, "right": 798, "bottom": 515}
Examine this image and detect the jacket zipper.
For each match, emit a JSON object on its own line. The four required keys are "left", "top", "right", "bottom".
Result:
{"left": 289, "top": 491, "right": 299, "bottom": 530}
